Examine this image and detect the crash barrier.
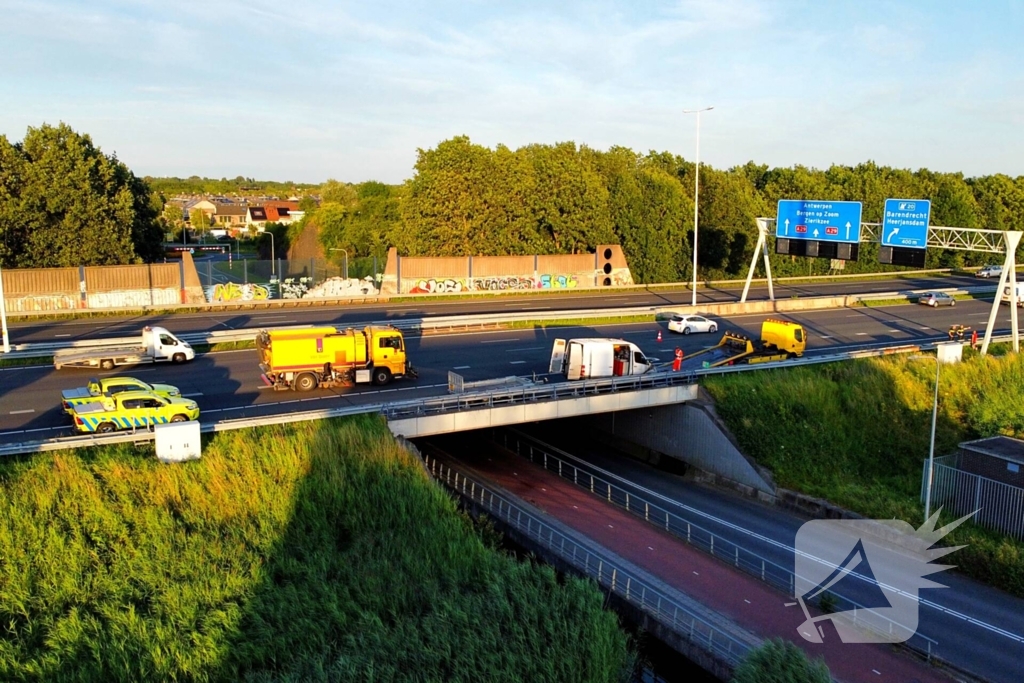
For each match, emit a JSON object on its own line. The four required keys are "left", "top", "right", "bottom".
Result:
{"left": 1, "top": 285, "right": 997, "bottom": 359}
{"left": 926, "top": 455, "right": 1024, "bottom": 541}
{"left": 420, "top": 450, "right": 755, "bottom": 669}
{"left": 500, "top": 430, "right": 939, "bottom": 660}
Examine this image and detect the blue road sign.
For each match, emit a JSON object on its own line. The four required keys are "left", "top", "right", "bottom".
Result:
{"left": 882, "top": 198, "right": 931, "bottom": 249}
{"left": 776, "top": 200, "right": 862, "bottom": 243}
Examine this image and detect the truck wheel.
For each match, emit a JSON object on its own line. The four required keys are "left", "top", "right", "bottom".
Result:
{"left": 172, "top": 353, "right": 186, "bottom": 363}
{"left": 295, "top": 373, "right": 318, "bottom": 392}
{"left": 373, "top": 368, "right": 392, "bottom": 386}
{"left": 100, "top": 359, "right": 115, "bottom": 370}
{"left": 96, "top": 422, "right": 116, "bottom": 434}
{"left": 170, "top": 414, "right": 188, "bottom": 423}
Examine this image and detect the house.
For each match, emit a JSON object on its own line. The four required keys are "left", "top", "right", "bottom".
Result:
{"left": 264, "top": 201, "right": 301, "bottom": 224}
{"left": 214, "top": 203, "right": 248, "bottom": 227}
{"left": 184, "top": 199, "right": 217, "bottom": 223}
{"left": 246, "top": 206, "right": 269, "bottom": 230}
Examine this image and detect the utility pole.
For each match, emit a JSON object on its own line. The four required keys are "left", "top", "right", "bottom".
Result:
{"left": 0, "top": 265, "right": 10, "bottom": 353}
{"left": 683, "top": 106, "right": 713, "bottom": 307}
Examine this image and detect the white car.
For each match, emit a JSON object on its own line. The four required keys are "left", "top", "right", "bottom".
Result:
{"left": 668, "top": 314, "right": 718, "bottom": 335}
{"left": 976, "top": 265, "right": 1003, "bottom": 278}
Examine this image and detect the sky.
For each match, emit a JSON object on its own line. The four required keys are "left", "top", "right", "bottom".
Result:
{"left": 1, "top": 0, "right": 1022, "bottom": 184}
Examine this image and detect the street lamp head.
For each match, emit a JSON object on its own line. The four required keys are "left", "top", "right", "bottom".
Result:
{"left": 683, "top": 106, "right": 714, "bottom": 114}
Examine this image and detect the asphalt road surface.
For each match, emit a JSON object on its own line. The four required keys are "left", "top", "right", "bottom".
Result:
{"left": 0, "top": 299, "right": 1015, "bottom": 446}
{"left": 4, "top": 274, "right": 984, "bottom": 343}
{"left": 503, "top": 427, "right": 1024, "bottom": 683}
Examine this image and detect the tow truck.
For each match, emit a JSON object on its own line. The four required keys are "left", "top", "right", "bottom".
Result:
{"left": 54, "top": 326, "right": 194, "bottom": 370}
{"left": 61, "top": 377, "right": 182, "bottom": 415}
{"left": 70, "top": 391, "right": 200, "bottom": 434}
{"left": 682, "top": 319, "right": 806, "bottom": 369}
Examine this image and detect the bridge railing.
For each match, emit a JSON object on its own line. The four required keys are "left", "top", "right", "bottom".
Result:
{"left": 499, "top": 430, "right": 939, "bottom": 660}
{"left": 420, "top": 449, "right": 756, "bottom": 668}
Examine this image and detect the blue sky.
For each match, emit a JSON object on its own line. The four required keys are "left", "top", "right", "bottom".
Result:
{"left": 1, "top": 0, "right": 1021, "bottom": 183}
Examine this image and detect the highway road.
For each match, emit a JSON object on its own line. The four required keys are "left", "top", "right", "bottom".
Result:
{"left": 3, "top": 274, "right": 983, "bottom": 343}
{"left": 497, "top": 428, "right": 1024, "bottom": 683}
{"left": 0, "top": 298, "right": 1016, "bottom": 446}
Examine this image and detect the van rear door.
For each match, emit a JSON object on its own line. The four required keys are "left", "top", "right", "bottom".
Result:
{"left": 566, "top": 342, "right": 584, "bottom": 380}
{"left": 549, "top": 339, "right": 567, "bottom": 374}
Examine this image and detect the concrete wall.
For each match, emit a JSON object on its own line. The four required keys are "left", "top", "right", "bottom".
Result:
{"left": 574, "top": 400, "right": 776, "bottom": 497}
{"left": 380, "top": 244, "right": 634, "bottom": 294}
{"left": 1, "top": 256, "right": 205, "bottom": 311}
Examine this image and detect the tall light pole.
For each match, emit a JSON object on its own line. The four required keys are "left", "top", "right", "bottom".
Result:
{"left": 683, "top": 106, "right": 713, "bottom": 308}
{"left": 266, "top": 230, "right": 275, "bottom": 278}
{"left": 329, "top": 249, "right": 349, "bottom": 279}
{"left": 911, "top": 354, "right": 941, "bottom": 523}
{"left": 0, "top": 265, "right": 10, "bottom": 354}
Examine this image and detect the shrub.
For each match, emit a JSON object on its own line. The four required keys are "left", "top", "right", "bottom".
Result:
{"left": 732, "top": 638, "right": 831, "bottom": 683}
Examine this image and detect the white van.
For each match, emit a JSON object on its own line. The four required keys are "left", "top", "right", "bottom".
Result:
{"left": 1002, "top": 282, "right": 1024, "bottom": 307}
{"left": 549, "top": 338, "right": 653, "bottom": 380}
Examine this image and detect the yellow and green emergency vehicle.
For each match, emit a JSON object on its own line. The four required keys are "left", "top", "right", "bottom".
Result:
{"left": 257, "top": 325, "right": 415, "bottom": 391}
{"left": 61, "top": 377, "right": 182, "bottom": 415}
{"left": 70, "top": 391, "right": 200, "bottom": 433}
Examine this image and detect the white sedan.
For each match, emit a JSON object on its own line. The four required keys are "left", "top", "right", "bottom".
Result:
{"left": 668, "top": 314, "right": 718, "bottom": 335}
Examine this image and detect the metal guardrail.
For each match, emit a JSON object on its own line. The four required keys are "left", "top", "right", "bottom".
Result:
{"left": 925, "top": 455, "right": 1024, "bottom": 541}
{"left": 501, "top": 430, "right": 939, "bottom": 659}
{"left": 420, "top": 450, "right": 756, "bottom": 667}
{"left": 2, "top": 335, "right": 1013, "bottom": 459}
{"left": 2, "top": 285, "right": 997, "bottom": 358}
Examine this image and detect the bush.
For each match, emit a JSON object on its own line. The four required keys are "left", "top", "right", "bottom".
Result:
{"left": 0, "top": 416, "right": 629, "bottom": 682}
{"left": 732, "top": 638, "right": 830, "bottom": 683}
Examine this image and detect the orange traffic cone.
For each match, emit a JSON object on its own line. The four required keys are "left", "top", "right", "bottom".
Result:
{"left": 657, "top": 330, "right": 662, "bottom": 343}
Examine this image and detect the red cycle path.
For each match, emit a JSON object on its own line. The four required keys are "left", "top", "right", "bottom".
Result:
{"left": 453, "top": 448, "right": 953, "bottom": 683}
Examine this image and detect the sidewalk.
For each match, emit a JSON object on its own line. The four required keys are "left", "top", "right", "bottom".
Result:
{"left": 451, "top": 446, "right": 958, "bottom": 683}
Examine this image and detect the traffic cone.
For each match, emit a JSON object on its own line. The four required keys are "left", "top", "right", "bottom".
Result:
{"left": 657, "top": 330, "right": 662, "bottom": 343}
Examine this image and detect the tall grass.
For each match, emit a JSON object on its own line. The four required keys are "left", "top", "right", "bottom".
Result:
{"left": 0, "top": 416, "right": 629, "bottom": 682}
{"left": 703, "top": 347, "right": 1024, "bottom": 596}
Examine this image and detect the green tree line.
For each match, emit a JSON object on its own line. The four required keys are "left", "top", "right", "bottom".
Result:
{"left": 310, "top": 136, "right": 1024, "bottom": 283}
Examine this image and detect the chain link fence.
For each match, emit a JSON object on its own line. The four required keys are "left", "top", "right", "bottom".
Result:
{"left": 196, "top": 257, "right": 382, "bottom": 302}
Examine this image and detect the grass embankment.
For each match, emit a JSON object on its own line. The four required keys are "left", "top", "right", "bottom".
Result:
{"left": 0, "top": 416, "right": 630, "bottom": 682}
{"left": 703, "top": 345, "right": 1024, "bottom": 597}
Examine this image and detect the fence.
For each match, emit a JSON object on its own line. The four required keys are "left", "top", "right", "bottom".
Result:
{"left": 196, "top": 257, "right": 382, "bottom": 302}
{"left": 501, "top": 430, "right": 939, "bottom": 659}
{"left": 925, "top": 455, "right": 1024, "bottom": 540}
{"left": 420, "top": 450, "right": 754, "bottom": 668}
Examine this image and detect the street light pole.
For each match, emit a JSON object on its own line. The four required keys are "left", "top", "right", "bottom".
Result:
{"left": 683, "top": 106, "right": 713, "bottom": 308}
{"left": 330, "top": 249, "right": 349, "bottom": 279}
{"left": 0, "top": 265, "right": 10, "bottom": 354}
{"left": 267, "top": 231, "right": 275, "bottom": 278}
{"left": 912, "top": 354, "right": 941, "bottom": 523}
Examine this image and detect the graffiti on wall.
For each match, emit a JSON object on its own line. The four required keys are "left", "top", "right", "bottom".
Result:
{"left": 471, "top": 276, "right": 534, "bottom": 291}
{"left": 280, "top": 277, "right": 311, "bottom": 299}
{"left": 538, "top": 274, "right": 578, "bottom": 289}
{"left": 206, "top": 282, "right": 271, "bottom": 302}
{"left": 410, "top": 278, "right": 466, "bottom": 294}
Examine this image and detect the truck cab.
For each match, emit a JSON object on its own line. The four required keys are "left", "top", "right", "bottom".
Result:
{"left": 368, "top": 327, "right": 408, "bottom": 384}
{"left": 143, "top": 326, "right": 195, "bottom": 363}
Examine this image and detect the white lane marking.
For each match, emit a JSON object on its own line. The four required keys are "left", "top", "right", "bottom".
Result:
{"left": 453, "top": 365, "right": 471, "bottom": 370}
{"left": 259, "top": 319, "right": 297, "bottom": 323}
{"left": 920, "top": 326, "right": 933, "bottom": 330}
{"left": 855, "top": 332, "right": 868, "bottom": 336}
{"left": 54, "top": 334, "right": 71, "bottom": 337}
{"left": 819, "top": 335, "right": 832, "bottom": 339}
{"left": 182, "top": 392, "right": 203, "bottom": 397}
{"left": 509, "top": 360, "right": 526, "bottom": 365}
{"left": 886, "top": 329, "right": 900, "bottom": 333}
{"left": 506, "top": 347, "right": 544, "bottom": 352}
{"left": 546, "top": 443, "right": 1024, "bottom": 644}
{"left": 24, "top": 426, "right": 64, "bottom": 433}
{"left": 10, "top": 409, "right": 35, "bottom": 414}
{"left": 480, "top": 338, "right": 516, "bottom": 344}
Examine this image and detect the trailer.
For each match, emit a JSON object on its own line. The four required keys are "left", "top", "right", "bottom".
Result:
{"left": 53, "top": 327, "right": 195, "bottom": 370}
{"left": 258, "top": 325, "right": 415, "bottom": 391}
{"left": 549, "top": 338, "right": 654, "bottom": 380}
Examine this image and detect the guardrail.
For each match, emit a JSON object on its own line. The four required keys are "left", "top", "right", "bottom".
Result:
{"left": 499, "top": 430, "right": 939, "bottom": 659}
{"left": 420, "top": 449, "right": 757, "bottom": 668}
{"left": 2, "top": 335, "right": 1011, "bottom": 459}
{"left": 2, "top": 285, "right": 997, "bottom": 359}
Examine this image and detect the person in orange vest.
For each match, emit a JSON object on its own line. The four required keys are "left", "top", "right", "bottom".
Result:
{"left": 971, "top": 329, "right": 979, "bottom": 348}
{"left": 672, "top": 347, "right": 684, "bottom": 372}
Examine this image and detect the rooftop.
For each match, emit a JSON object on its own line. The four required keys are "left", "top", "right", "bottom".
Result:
{"left": 960, "top": 436, "right": 1024, "bottom": 466}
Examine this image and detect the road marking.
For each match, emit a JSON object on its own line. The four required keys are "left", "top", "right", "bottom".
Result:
{"left": 510, "top": 360, "right": 526, "bottom": 365}
{"left": 453, "top": 365, "right": 471, "bottom": 370}
{"left": 182, "top": 392, "right": 203, "bottom": 397}
{"left": 506, "top": 347, "right": 543, "bottom": 352}
{"left": 886, "top": 329, "right": 900, "bottom": 333}
{"left": 744, "top": 599, "right": 751, "bottom": 604}
{"left": 855, "top": 332, "right": 868, "bottom": 336}
{"left": 260, "top": 319, "right": 297, "bottom": 324}
{"left": 819, "top": 335, "right": 832, "bottom": 339}
{"left": 54, "top": 334, "right": 71, "bottom": 337}
{"left": 481, "top": 338, "right": 516, "bottom": 344}
{"left": 10, "top": 409, "right": 35, "bottom": 414}
{"left": 692, "top": 571, "right": 699, "bottom": 576}
{"left": 872, "top": 670, "right": 881, "bottom": 676}
{"left": 920, "top": 326, "right": 933, "bottom": 330}
{"left": 24, "top": 426, "right": 64, "bottom": 433}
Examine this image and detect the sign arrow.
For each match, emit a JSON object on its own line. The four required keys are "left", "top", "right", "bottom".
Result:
{"left": 784, "top": 219, "right": 790, "bottom": 236}
{"left": 886, "top": 227, "right": 899, "bottom": 242}
{"left": 845, "top": 222, "right": 851, "bottom": 240}
{"left": 813, "top": 228, "right": 819, "bottom": 237}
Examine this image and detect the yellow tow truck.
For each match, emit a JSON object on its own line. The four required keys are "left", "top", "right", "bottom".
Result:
{"left": 682, "top": 319, "right": 806, "bottom": 369}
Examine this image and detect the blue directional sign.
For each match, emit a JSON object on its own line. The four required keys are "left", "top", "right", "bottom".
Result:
{"left": 776, "top": 200, "right": 862, "bottom": 243}
{"left": 881, "top": 198, "right": 931, "bottom": 249}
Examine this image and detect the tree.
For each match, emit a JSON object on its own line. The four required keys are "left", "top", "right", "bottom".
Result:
{"left": 731, "top": 638, "right": 831, "bottom": 683}
{"left": 0, "top": 122, "right": 162, "bottom": 267}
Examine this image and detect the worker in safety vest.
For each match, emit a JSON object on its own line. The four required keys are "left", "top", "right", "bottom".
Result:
{"left": 672, "top": 347, "right": 684, "bottom": 372}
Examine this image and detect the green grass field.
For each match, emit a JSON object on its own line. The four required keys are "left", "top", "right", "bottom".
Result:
{"left": 703, "top": 345, "right": 1024, "bottom": 597}
{"left": 0, "top": 416, "right": 630, "bottom": 682}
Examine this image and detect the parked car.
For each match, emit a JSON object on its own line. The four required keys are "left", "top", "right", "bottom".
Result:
{"left": 919, "top": 291, "right": 956, "bottom": 307}
{"left": 976, "top": 265, "right": 1003, "bottom": 278}
{"left": 668, "top": 314, "right": 718, "bottom": 335}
